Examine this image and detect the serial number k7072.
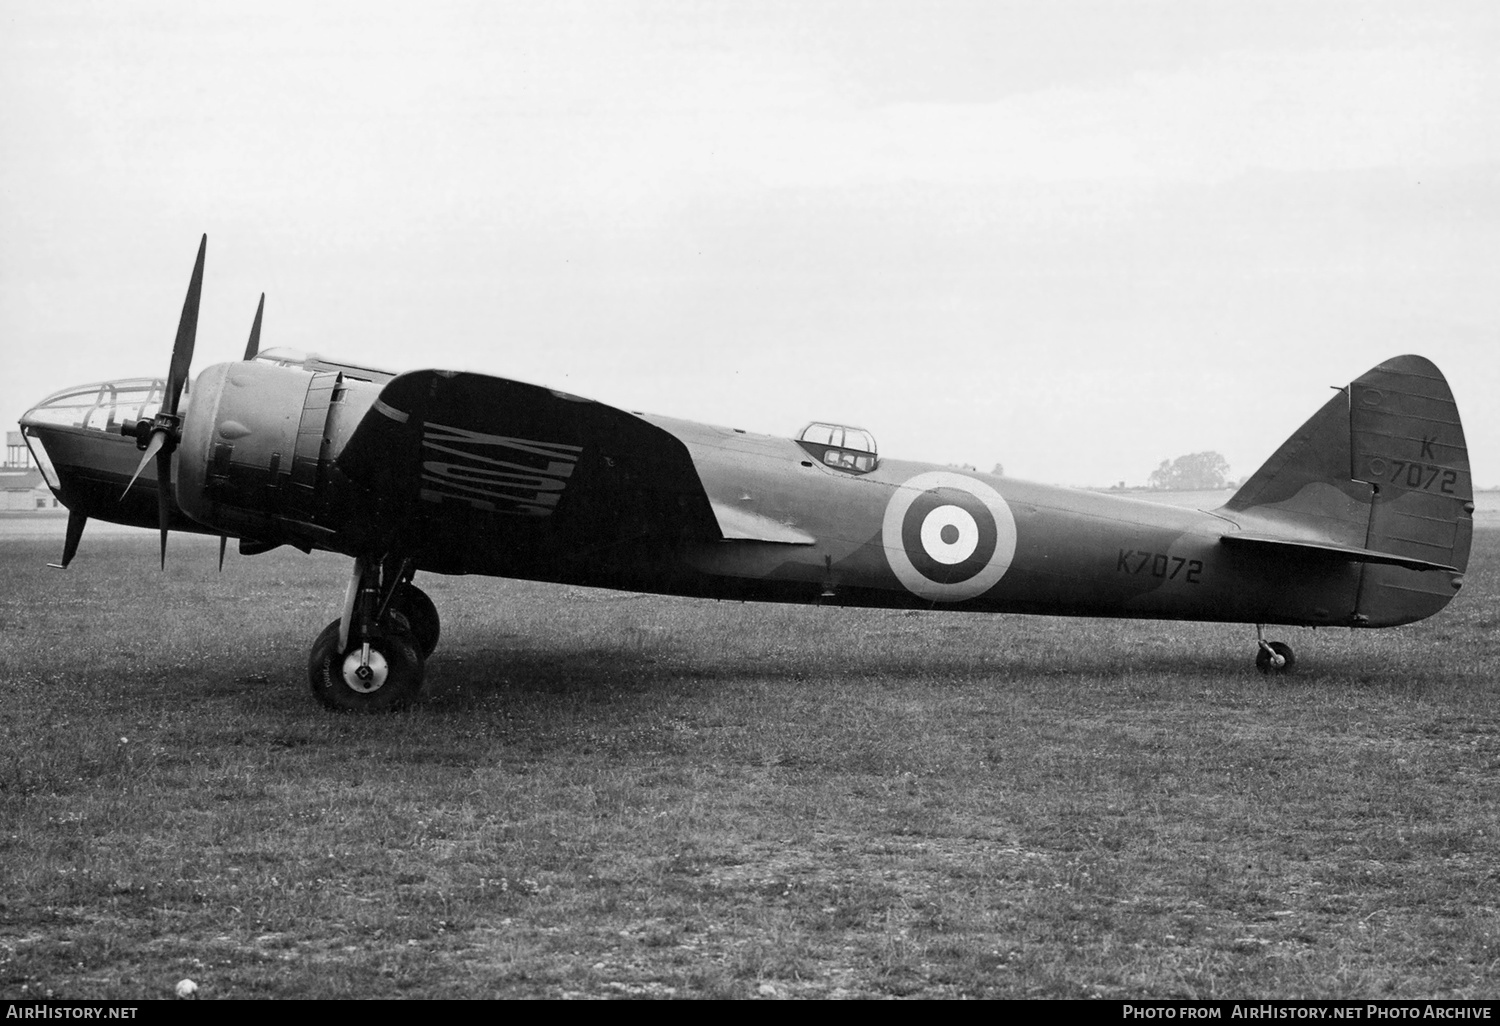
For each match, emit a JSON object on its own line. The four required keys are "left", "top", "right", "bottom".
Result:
{"left": 1116, "top": 549, "right": 1204, "bottom": 584}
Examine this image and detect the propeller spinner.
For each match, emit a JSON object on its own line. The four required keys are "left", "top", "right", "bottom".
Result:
{"left": 120, "top": 234, "right": 206, "bottom": 568}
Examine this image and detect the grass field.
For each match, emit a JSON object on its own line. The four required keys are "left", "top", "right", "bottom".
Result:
{"left": 1, "top": 525, "right": 1497, "bottom": 999}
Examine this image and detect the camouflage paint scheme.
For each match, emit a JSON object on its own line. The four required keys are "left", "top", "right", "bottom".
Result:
{"left": 17, "top": 241, "right": 1473, "bottom": 709}
{"left": 25, "top": 354, "right": 1470, "bottom": 628}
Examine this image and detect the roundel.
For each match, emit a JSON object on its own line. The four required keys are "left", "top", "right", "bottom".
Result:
{"left": 882, "top": 471, "right": 1017, "bottom": 602}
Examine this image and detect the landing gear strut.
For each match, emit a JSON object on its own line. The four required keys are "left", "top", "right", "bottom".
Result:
{"left": 307, "top": 556, "right": 442, "bottom": 711}
{"left": 1254, "top": 625, "right": 1295, "bottom": 675}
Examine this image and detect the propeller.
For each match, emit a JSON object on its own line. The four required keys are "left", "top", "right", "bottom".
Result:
{"left": 121, "top": 234, "right": 206, "bottom": 569}
{"left": 244, "top": 292, "right": 264, "bottom": 360}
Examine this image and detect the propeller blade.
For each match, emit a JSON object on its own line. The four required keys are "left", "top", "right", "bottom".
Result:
{"left": 244, "top": 292, "right": 265, "bottom": 360}
{"left": 122, "top": 430, "right": 166, "bottom": 499}
{"left": 47, "top": 510, "right": 88, "bottom": 570}
{"left": 164, "top": 234, "right": 207, "bottom": 417}
{"left": 156, "top": 446, "right": 172, "bottom": 570}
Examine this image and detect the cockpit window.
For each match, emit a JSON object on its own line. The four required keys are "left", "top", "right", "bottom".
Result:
{"left": 796, "top": 422, "right": 878, "bottom": 474}
{"left": 23, "top": 379, "right": 164, "bottom": 432}
{"left": 799, "top": 423, "right": 875, "bottom": 451}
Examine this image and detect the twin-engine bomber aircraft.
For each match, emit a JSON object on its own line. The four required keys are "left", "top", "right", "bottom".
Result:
{"left": 19, "top": 238, "right": 1474, "bottom": 711}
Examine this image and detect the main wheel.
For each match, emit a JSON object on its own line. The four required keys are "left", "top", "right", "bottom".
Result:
{"left": 1255, "top": 640, "right": 1296, "bottom": 675}
{"left": 390, "top": 585, "right": 440, "bottom": 658}
{"left": 308, "top": 618, "right": 425, "bottom": 712}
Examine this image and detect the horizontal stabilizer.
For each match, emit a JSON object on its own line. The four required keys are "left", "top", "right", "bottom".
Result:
{"left": 710, "top": 501, "right": 816, "bottom": 545}
{"left": 1220, "top": 532, "right": 1459, "bottom": 573}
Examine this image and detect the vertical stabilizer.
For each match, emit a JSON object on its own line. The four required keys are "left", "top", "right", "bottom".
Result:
{"left": 1219, "top": 355, "right": 1471, "bottom": 626}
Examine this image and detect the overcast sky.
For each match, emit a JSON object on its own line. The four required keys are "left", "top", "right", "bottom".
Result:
{"left": 3, "top": 1, "right": 1498, "bottom": 487}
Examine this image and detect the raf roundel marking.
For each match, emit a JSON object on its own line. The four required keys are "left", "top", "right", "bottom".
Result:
{"left": 882, "top": 471, "right": 1018, "bottom": 602}
{"left": 920, "top": 505, "right": 980, "bottom": 565}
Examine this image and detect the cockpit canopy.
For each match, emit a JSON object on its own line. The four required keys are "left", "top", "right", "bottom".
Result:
{"left": 797, "top": 422, "right": 878, "bottom": 474}
{"left": 22, "top": 378, "right": 166, "bottom": 433}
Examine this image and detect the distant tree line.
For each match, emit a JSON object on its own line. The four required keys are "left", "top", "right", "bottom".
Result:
{"left": 1148, "top": 451, "right": 1231, "bottom": 491}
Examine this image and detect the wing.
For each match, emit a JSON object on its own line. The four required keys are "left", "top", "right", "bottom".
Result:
{"left": 334, "top": 370, "right": 723, "bottom": 576}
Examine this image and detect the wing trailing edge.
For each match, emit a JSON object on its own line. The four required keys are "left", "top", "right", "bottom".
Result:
{"left": 709, "top": 501, "right": 816, "bottom": 545}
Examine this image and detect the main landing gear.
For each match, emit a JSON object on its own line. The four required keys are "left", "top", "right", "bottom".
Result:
{"left": 308, "top": 556, "right": 442, "bottom": 712}
{"left": 1254, "top": 624, "right": 1295, "bottom": 676}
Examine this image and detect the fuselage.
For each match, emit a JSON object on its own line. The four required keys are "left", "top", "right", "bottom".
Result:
{"left": 587, "top": 415, "right": 1366, "bottom": 627}
{"left": 18, "top": 353, "right": 1455, "bottom": 631}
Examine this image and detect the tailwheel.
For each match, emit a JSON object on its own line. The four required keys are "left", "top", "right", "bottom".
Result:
{"left": 389, "top": 584, "right": 440, "bottom": 658}
{"left": 308, "top": 617, "right": 424, "bottom": 712}
{"left": 1253, "top": 624, "right": 1296, "bottom": 676}
{"left": 1255, "top": 639, "right": 1296, "bottom": 675}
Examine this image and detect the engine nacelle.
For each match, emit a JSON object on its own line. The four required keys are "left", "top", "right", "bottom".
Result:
{"left": 177, "top": 361, "right": 380, "bottom": 551}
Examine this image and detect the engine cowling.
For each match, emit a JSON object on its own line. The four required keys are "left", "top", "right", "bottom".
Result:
{"left": 177, "top": 361, "right": 380, "bottom": 551}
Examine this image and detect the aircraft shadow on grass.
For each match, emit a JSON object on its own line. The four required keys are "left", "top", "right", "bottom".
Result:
{"left": 19, "top": 237, "right": 1475, "bottom": 712}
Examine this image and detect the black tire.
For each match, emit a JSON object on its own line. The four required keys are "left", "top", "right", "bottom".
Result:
{"left": 1255, "top": 640, "right": 1296, "bottom": 675}
{"left": 308, "top": 618, "right": 425, "bottom": 712}
{"left": 390, "top": 585, "right": 440, "bottom": 658}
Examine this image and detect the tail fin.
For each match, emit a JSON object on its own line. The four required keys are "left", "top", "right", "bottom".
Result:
{"left": 1218, "top": 355, "right": 1472, "bottom": 626}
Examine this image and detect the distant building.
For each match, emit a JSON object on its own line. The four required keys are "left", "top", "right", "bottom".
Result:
{"left": 2, "top": 430, "right": 57, "bottom": 509}
{"left": 5, "top": 431, "right": 31, "bottom": 470}
{"left": 0, "top": 467, "right": 60, "bottom": 511}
